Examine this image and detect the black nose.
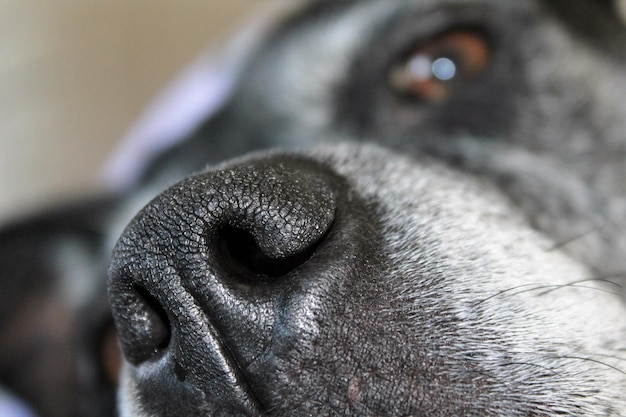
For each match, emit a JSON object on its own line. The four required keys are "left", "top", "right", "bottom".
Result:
{"left": 107, "top": 155, "right": 349, "bottom": 413}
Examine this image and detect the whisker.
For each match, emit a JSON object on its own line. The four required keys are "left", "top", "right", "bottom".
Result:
{"left": 474, "top": 278, "right": 623, "bottom": 307}
{"left": 588, "top": 353, "right": 626, "bottom": 365}
{"left": 550, "top": 356, "right": 626, "bottom": 376}
{"left": 537, "top": 277, "right": 623, "bottom": 296}
{"left": 546, "top": 222, "right": 607, "bottom": 252}
{"left": 473, "top": 283, "right": 545, "bottom": 306}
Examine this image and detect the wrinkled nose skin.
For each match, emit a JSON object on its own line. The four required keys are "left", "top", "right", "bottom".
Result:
{"left": 107, "top": 154, "right": 382, "bottom": 415}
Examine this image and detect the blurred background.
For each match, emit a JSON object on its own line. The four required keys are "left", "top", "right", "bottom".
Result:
{"left": 0, "top": 1, "right": 258, "bottom": 223}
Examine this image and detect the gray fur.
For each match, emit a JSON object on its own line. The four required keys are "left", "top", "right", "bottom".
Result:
{"left": 1, "top": 0, "right": 625, "bottom": 416}
{"left": 109, "top": 0, "right": 626, "bottom": 415}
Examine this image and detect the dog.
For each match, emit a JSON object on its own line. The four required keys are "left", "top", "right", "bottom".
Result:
{"left": 1, "top": 0, "right": 626, "bottom": 416}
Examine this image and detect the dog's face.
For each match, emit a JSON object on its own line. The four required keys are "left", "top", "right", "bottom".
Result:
{"left": 105, "top": 1, "right": 626, "bottom": 415}
{"left": 2, "top": 0, "right": 626, "bottom": 416}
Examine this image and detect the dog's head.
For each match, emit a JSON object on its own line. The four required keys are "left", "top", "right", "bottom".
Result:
{"left": 105, "top": 1, "right": 626, "bottom": 415}
{"left": 2, "top": 0, "right": 626, "bottom": 416}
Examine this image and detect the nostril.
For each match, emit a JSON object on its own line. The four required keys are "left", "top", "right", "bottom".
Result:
{"left": 218, "top": 225, "right": 324, "bottom": 279}
{"left": 122, "top": 284, "right": 171, "bottom": 365}
{"left": 109, "top": 157, "right": 340, "bottom": 375}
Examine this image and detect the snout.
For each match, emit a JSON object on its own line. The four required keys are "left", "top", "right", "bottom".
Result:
{"left": 107, "top": 153, "right": 379, "bottom": 414}
{"left": 109, "top": 145, "right": 626, "bottom": 415}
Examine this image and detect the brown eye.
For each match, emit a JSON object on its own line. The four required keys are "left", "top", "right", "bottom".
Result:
{"left": 390, "top": 30, "right": 491, "bottom": 102}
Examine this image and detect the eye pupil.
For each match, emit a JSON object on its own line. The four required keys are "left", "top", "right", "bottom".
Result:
{"left": 432, "top": 57, "right": 457, "bottom": 81}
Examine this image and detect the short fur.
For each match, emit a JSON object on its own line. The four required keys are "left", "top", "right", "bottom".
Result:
{"left": 1, "top": 1, "right": 625, "bottom": 416}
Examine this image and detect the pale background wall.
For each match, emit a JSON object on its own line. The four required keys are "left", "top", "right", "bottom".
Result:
{"left": 0, "top": 1, "right": 258, "bottom": 223}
